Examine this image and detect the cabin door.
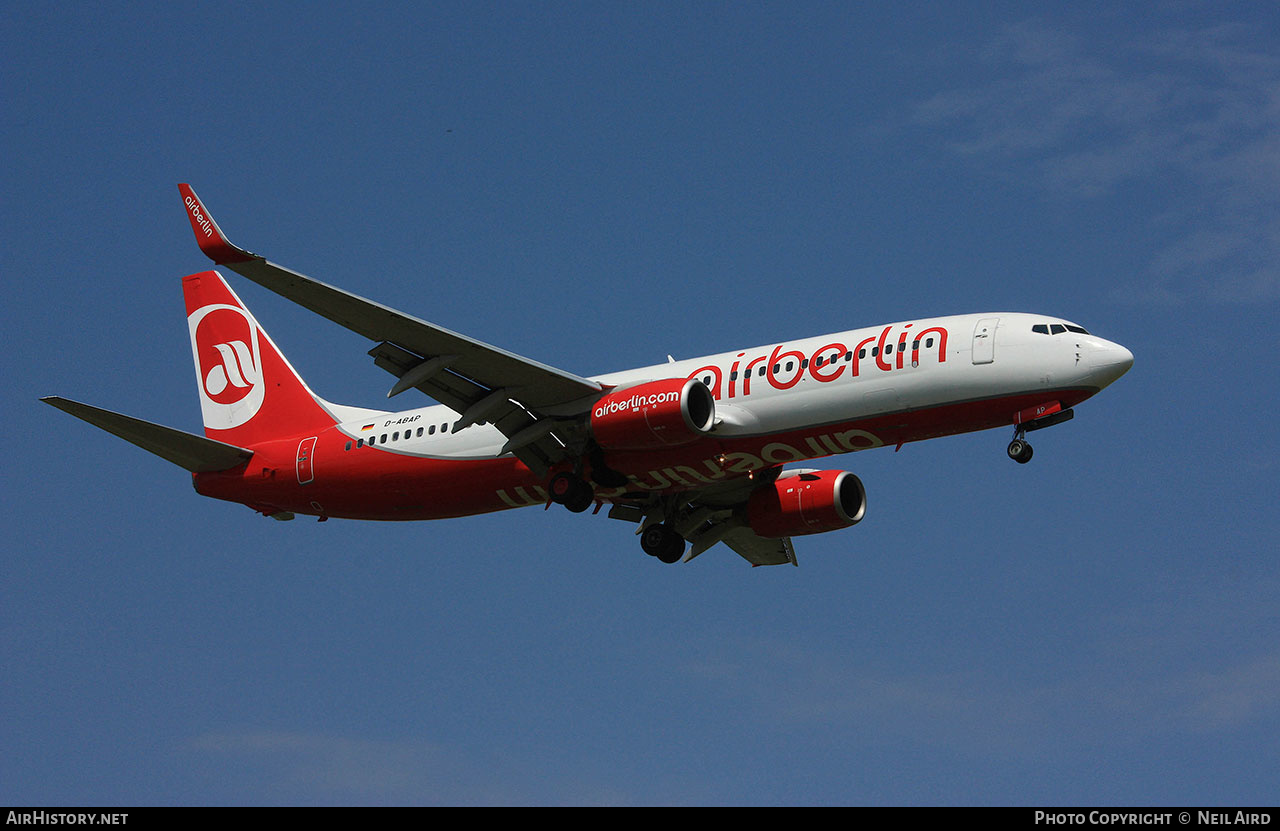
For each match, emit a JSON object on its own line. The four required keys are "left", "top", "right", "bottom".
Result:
{"left": 972, "top": 318, "right": 999, "bottom": 365}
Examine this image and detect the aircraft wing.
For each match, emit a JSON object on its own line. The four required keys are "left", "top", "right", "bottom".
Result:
{"left": 41, "top": 396, "right": 253, "bottom": 473}
{"left": 179, "top": 184, "right": 604, "bottom": 476}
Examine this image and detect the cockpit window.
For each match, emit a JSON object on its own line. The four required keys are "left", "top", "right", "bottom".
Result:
{"left": 1035, "top": 322, "right": 1092, "bottom": 335}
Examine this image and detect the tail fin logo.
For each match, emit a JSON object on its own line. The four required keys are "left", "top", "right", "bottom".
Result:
{"left": 188, "top": 303, "right": 265, "bottom": 430}
{"left": 203, "top": 339, "right": 258, "bottom": 399}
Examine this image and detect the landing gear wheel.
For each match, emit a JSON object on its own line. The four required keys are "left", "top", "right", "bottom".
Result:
{"left": 640, "top": 524, "right": 686, "bottom": 564}
{"left": 562, "top": 487, "right": 594, "bottom": 513}
{"left": 1007, "top": 438, "right": 1034, "bottom": 464}
{"left": 548, "top": 472, "right": 595, "bottom": 513}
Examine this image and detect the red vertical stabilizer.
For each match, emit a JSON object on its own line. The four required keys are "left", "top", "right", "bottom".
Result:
{"left": 184, "top": 270, "right": 336, "bottom": 447}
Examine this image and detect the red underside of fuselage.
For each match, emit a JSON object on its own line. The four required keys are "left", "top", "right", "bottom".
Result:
{"left": 193, "top": 387, "right": 1097, "bottom": 521}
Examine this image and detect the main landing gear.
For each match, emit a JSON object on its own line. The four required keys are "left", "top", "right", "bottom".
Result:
{"left": 640, "top": 523, "right": 686, "bottom": 564}
{"left": 547, "top": 463, "right": 688, "bottom": 565}
{"left": 548, "top": 471, "right": 595, "bottom": 513}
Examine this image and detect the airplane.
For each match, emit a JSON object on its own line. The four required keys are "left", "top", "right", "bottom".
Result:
{"left": 42, "top": 184, "right": 1134, "bottom": 567}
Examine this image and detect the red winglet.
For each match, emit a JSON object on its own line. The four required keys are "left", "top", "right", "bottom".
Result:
{"left": 178, "top": 184, "right": 256, "bottom": 264}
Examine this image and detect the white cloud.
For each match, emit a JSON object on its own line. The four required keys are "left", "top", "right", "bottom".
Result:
{"left": 911, "top": 19, "right": 1280, "bottom": 305}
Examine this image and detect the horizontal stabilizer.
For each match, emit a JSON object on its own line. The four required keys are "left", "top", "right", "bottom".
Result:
{"left": 41, "top": 396, "right": 253, "bottom": 473}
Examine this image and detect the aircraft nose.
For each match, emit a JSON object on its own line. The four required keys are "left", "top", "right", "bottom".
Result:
{"left": 1087, "top": 339, "right": 1134, "bottom": 388}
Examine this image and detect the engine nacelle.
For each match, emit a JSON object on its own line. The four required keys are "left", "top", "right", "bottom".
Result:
{"left": 747, "top": 470, "right": 867, "bottom": 538}
{"left": 590, "top": 378, "right": 716, "bottom": 451}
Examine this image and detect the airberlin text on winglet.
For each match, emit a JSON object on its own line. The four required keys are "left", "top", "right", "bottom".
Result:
{"left": 184, "top": 193, "right": 216, "bottom": 238}
{"left": 178, "top": 184, "right": 256, "bottom": 264}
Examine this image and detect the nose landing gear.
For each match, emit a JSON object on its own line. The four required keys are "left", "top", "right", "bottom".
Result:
{"left": 1006, "top": 405, "right": 1075, "bottom": 464}
{"left": 1007, "top": 436, "right": 1034, "bottom": 464}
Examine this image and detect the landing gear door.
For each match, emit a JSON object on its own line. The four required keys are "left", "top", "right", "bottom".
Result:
{"left": 972, "top": 317, "right": 999, "bottom": 365}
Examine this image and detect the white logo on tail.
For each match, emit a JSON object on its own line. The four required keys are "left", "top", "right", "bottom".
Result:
{"left": 188, "top": 304, "right": 265, "bottom": 431}
{"left": 204, "top": 340, "right": 258, "bottom": 395}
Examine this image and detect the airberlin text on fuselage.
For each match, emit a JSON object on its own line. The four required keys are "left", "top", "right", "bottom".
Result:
{"left": 688, "top": 324, "right": 949, "bottom": 400}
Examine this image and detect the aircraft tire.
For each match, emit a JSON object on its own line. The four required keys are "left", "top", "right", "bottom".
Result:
{"left": 563, "top": 485, "right": 594, "bottom": 513}
{"left": 1007, "top": 439, "right": 1033, "bottom": 464}
{"left": 641, "top": 524, "right": 685, "bottom": 563}
{"left": 550, "top": 471, "right": 595, "bottom": 512}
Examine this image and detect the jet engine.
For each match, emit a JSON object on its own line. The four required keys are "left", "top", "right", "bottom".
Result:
{"left": 590, "top": 378, "right": 716, "bottom": 451}
{"left": 746, "top": 470, "right": 867, "bottom": 538}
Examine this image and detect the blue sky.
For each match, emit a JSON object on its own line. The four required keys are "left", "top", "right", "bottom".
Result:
{"left": 3, "top": 2, "right": 1277, "bottom": 806}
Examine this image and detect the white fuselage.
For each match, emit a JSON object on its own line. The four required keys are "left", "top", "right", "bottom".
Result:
{"left": 334, "top": 312, "right": 1133, "bottom": 461}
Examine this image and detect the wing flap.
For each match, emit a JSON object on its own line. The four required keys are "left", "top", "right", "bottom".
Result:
{"left": 721, "top": 528, "right": 798, "bottom": 567}
{"left": 42, "top": 396, "right": 253, "bottom": 473}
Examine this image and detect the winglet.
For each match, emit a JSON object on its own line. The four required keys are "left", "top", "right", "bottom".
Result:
{"left": 178, "top": 184, "right": 257, "bottom": 264}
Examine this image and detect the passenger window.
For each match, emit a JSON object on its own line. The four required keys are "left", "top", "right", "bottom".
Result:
{"left": 393, "top": 431, "right": 399, "bottom": 441}
{"left": 885, "top": 343, "right": 893, "bottom": 354}
{"left": 417, "top": 427, "right": 424, "bottom": 437}
{"left": 758, "top": 366, "right": 766, "bottom": 376}
{"left": 858, "top": 349, "right": 866, "bottom": 359}
{"left": 912, "top": 340, "right": 919, "bottom": 350}
{"left": 381, "top": 434, "right": 388, "bottom": 443}
{"left": 926, "top": 338, "right": 934, "bottom": 348}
